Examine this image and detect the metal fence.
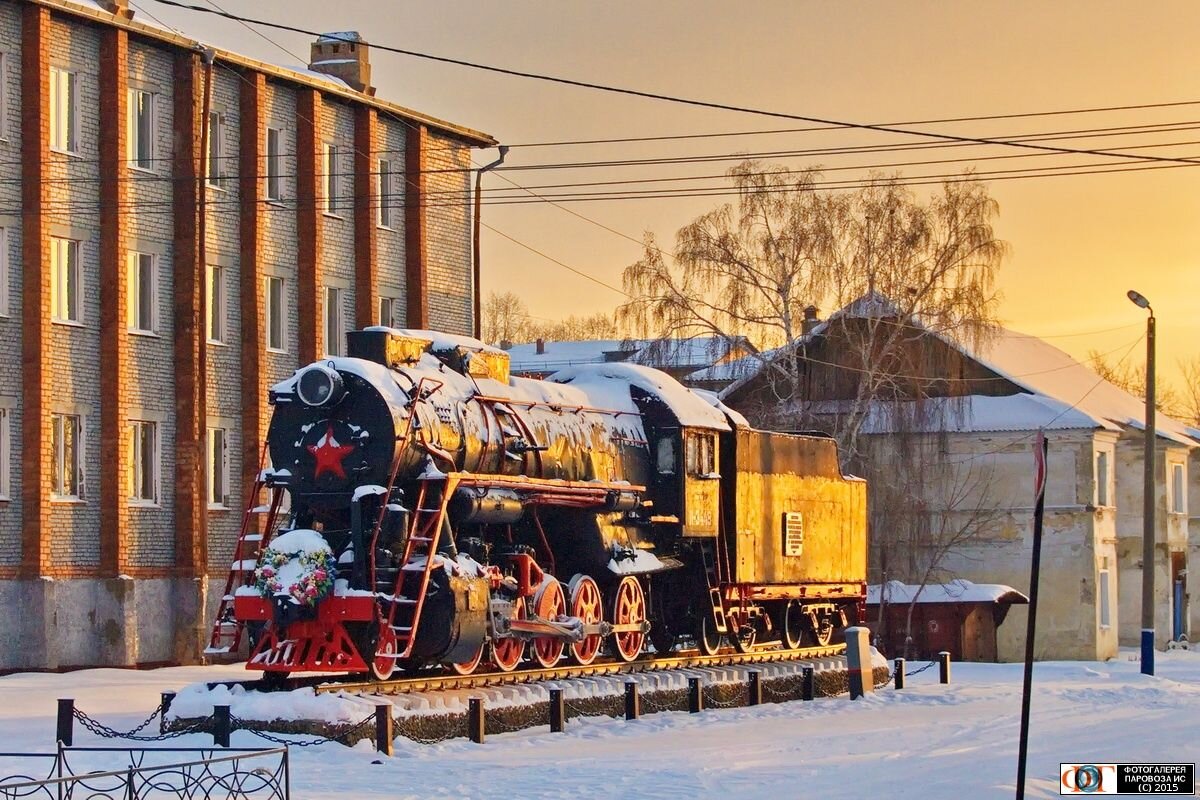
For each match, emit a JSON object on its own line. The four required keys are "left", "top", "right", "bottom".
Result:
{"left": 0, "top": 745, "right": 288, "bottom": 800}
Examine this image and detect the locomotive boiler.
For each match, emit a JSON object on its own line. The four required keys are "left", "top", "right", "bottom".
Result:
{"left": 216, "top": 327, "right": 867, "bottom": 680}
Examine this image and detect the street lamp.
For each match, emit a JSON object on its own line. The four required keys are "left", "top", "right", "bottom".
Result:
{"left": 1127, "top": 289, "right": 1155, "bottom": 676}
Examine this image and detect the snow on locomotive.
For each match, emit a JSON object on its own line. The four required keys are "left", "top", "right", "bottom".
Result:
{"left": 217, "top": 327, "right": 867, "bottom": 680}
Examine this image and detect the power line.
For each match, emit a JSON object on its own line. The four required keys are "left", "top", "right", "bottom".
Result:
{"left": 144, "top": 0, "right": 1200, "bottom": 167}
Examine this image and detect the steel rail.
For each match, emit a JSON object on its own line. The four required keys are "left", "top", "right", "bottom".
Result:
{"left": 312, "top": 642, "right": 847, "bottom": 695}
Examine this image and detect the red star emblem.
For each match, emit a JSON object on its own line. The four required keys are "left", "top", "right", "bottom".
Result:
{"left": 307, "top": 422, "right": 355, "bottom": 480}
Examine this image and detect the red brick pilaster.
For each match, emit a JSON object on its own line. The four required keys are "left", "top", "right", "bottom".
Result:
{"left": 20, "top": 4, "right": 50, "bottom": 577}
{"left": 353, "top": 105, "right": 378, "bottom": 328}
{"left": 172, "top": 51, "right": 206, "bottom": 576}
{"left": 296, "top": 88, "right": 323, "bottom": 362}
{"left": 404, "top": 123, "right": 429, "bottom": 329}
{"left": 98, "top": 26, "right": 129, "bottom": 576}
{"left": 239, "top": 70, "right": 267, "bottom": 498}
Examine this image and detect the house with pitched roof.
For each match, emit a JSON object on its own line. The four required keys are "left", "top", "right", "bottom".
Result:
{"left": 506, "top": 335, "right": 755, "bottom": 382}
{"left": 718, "top": 295, "right": 1196, "bottom": 661}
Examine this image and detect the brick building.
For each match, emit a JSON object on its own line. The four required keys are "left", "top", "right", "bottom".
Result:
{"left": 0, "top": 0, "right": 496, "bottom": 669}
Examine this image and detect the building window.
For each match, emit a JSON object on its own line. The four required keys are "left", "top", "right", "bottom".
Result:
{"left": 1095, "top": 450, "right": 1110, "bottom": 507}
{"left": 207, "top": 426, "right": 229, "bottom": 508}
{"left": 206, "top": 110, "right": 223, "bottom": 187}
{"left": 1170, "top": 463, "right": 1186, "bottom": 514}
{"left": 378, "top": 158, "right": 394, "bottom": 227}
{"left": 128, "top": 419, "right": 158, "bottom": 505}
{"left": 0, "top": 54, "right": 8, "bottom": 141}
{"left": 206, "top": 264, "right": 226, "bottom": 343}
{"left": 127, "top": 88, "right": 154, "bottom": 170}
{"left": 49, "top": 67, "right": 79, "bottom": 154}
{"left": 685, "top": 433, "right": 715, "bottom": 476}
{"left": 323, "top": 286, "right": 342, "bottom": 356}
{"left": 265, "top": 275, "right": 286, "bottom": 352}
{"left": 50, "top": 237, "right": 81, "bottom": 324}
{"left": 378, "top": 296, "right": 395, "bottom": 328}
{"left": 1098, "top": 568, "right": 1111, "bottom": 628}
{"left": 0, "top": 227, "right": 8, "bottom": 316}
{"left": 266, "top": 127, "right": 283, "bottom": 201}
{"left": 126, "top": 252, "right": 156, "bottom": 333}
{"left": 323, "top": 143, "right": 339, "bottom": 214}
{"left": 51, "top": 413, "right": 83, "bottom": 500}
{"left": 0, "top": 405, "right": 10, "bottom": 500}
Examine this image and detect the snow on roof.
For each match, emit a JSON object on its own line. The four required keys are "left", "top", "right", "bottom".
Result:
{"left": 549, "top": 363, "right": 732, "bottom": 430}
{"left": 632, "top": 336, "right": 747, "bottom": 369}
{"left": 692, "top": 388, "right": 751, "bottom": 428}
{"left": 508, "top": 336, "right": 744, "bottom": 374}
{"left": 270, "top": 64, "right": 351, "bottom": 89}
{"left": 507, "top": 340, "right": 630, "bottom": 373}
{"left": 369, "top": 327, "right": 506, "bottom": 355}
{"left": 804, "top": 393, "right": 1113, "bottom": 435}
{"left": 867, "top": 579, "right": 1029, "bottom": 605}
{"left": 317, "top": 31, "right": 364, "bottom": 43}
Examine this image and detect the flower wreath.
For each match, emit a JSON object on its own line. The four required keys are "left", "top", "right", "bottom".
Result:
{"left": 254, "top": 546, "right": 337, "bottom": 607}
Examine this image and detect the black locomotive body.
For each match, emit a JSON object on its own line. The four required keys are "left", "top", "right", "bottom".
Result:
{"left": 227, "top": 327, "right": 867, "bottom": 678}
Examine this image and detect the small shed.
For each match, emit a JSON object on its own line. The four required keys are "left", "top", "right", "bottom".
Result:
{"left": 866, "top": 580, "right": 1029, "bottom": 662}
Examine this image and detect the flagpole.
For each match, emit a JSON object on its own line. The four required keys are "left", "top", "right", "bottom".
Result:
{"left": 1015, "top": 430, "right": 1048, "bottom": 800}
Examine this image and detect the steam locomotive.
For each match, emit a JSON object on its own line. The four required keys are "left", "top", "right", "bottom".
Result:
{"left": 225, "top": 327, "right": 867, "bottom": 680}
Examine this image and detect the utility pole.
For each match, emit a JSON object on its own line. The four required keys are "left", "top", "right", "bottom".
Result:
{"left": 1127, "top": 289, "right": 1155, "bottom": 676}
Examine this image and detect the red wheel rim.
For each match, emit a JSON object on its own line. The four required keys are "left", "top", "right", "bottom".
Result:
{"left": 532, "top": 578, "right": 566, "bottom": 668}
{"left": 612, "top": 576, "right": 645, "bottom": 662}
{"left": 370, "top": 625, "right": 398, "bottom": 680}
{"left": 450, "top": 642, "right": 485, "bottom": 675}
{"left": 569, "top": 575, "right": 603, "bottom": 666}
{"left": 491, "top": 597, "right": 526, "bottom": 672}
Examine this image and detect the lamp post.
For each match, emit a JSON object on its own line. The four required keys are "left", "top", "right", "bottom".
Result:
{"left": 1127, "top": 289, "right": 1155, "bottom": 676}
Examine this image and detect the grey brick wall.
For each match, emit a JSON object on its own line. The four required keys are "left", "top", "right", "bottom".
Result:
{"left": 45, "top": 16, "right": 101, "bottom": 568}
{"left": 262, "top": 79, "right": 299, "bottom": 388}
{"left": 125, "top": 37, "right": 177, "bottom": 569}
{"left": 0, "top": 1, "right": 23, "bottom": 567}
{"left": 376, "top": 114, "right": 406, "bottom": 322}
{"left": 425, "top": 132, "right": 472, "bottom": 335}
{"left": 320, "top": 96, "right": 354, "bottom": 351}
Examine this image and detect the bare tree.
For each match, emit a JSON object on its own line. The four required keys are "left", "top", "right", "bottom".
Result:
{"left": 1179, "top": 357, "right": 1200, "bottom": 427}
{"left": 1087, "top": 351, "right": 1185, "bottom": 420}
{"left": 482, "top": 291, "right": 533, "bottom": 346}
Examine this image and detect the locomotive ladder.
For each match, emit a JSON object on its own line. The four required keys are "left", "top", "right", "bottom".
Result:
{"left": 205, "top": 441, "right": 288, "bottom": 657}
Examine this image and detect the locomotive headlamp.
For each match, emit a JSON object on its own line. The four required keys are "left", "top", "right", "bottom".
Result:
{"left": 296, "top": 364, "right": 346, "bottom": 408}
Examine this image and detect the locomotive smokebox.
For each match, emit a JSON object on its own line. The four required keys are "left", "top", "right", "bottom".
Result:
{"left": 451, "top": 487, "right": 525, "bottom": 525}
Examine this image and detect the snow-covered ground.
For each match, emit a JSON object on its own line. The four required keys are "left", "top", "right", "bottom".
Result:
{"left": 1, "top": 650, "right": 1197, "bottom": 799}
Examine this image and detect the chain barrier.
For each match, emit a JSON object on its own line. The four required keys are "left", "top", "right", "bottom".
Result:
{"left": 700, "top": 686, "right": 741, "bottom": 709}
{"left": 639, "top": 691, "right": 682, "bottom": 714}
{"left": 906, "top": 660, "right": 938, "bottom": 677}
{"left": 392, "top": 715, "right": 463, "bottom": 745}
{"left": 231, "top": 711, "right": 377, "bottom": 748}
{"left": 71, "top": 704, "right": 210, "bottom": 742}
{"left": 563, "top": 699, "right": 609, "bottom": 718}
{"left": 761, "top": 677, "right": 803, "bottom": 701}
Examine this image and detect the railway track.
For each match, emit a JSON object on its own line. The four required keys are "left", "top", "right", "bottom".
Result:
{"left": 311, "top": 642, "right": 846, "bottom": 695}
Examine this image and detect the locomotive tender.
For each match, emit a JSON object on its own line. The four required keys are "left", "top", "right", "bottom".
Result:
{"left": 224, "top": 327, "right": 867, "bottom": 679}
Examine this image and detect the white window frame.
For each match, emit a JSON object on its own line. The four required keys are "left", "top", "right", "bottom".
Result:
{"left": 51, "top": 412, "right": 84, "bottom": 501}
{"left": 127, "top": 419, "right": 160, "bottom": 506}
{"left": 0, "top": 53, "right": 9, "bottom": 142}
{"left": 127, "top": 88, "right": 155, "bottom": 171}
{"left": 1170, "top": 462, "right": 1186, "bottom": 514}
{"left": 265, "top": 275, "right": 286, "bottom": 353}
{"left": 0, "top": 405, "right": 10, "bottom": 500}
{"left": 323, "top": 142, "right": 339, "bottom": 215}
{"left": 265, "top": 127, "right": 283, "bottom": 202}
{"left": 206, "top": 109, "right": 223, "bottom": 188}
{"left": 49, "top": 67, "right": 80, "bottom": 155}
{"left": 206, "top": 264, "right": 226, "bottom": 344}
{"left": 0, "top": 227, "right": 8, "bottom": 317}
{"left": 1094, "top": 450, "right": 1111, "bottom": 507}
{"left": 126, "top": 251, "right": 157, "bottom": 334}
{"left": 207, "top": 426, "right": 229, "bottom": 509}
{"left": 50, "top": 237, "right": 82, "bottom": 324}
{"left": 378, "top": 296, "right": 395, "bottom": 328}
{"left": 323, "top": 285, "right": 342, "bottom": 357}
{"left": 377, "top": 158, "right": 394, "bottom": 228}
{"left": 1098, "top": 568, "right": 1112, "bottom": 628}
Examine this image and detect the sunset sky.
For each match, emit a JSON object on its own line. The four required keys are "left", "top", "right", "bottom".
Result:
{"left": 139, "top": 0, "right": 1200, "bottom": 388}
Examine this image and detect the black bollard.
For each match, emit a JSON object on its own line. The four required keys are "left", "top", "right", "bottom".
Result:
{"left": 624, "top": 682, "right": 640, "bottom": 720}
{"left": 375, "top": 704, "right": 393, "bottom": 756}
{"left": 213, "top": 705, "right": 231, "bottom": 748}
{"left": 56, "top": 699, "right": 74, "bottom": 746}
{"left": 468, "top": 698, "right": 485, "bottom": 744}
{"left": 894, "top": 659, "right": 905, "bottom": 690}
{"left": 688, "top": 677, "right": 703, "bottom": 713}
{"left": 160, "top": 692, "right": 176, "bottom": 735}
{"left": 938, "top": 651, "right": 951, "bottom": 684}
{"left": 748, "top": 671, "right": 762, "bottom": 706}
{"left": 549, "top": 689, "right": 565, "bottom": 733}
{"left": 801, "top": 667, "right": 815, "bottom": 701}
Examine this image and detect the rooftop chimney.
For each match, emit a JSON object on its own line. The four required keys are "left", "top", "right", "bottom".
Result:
{"left": 309, "top": 32, "right": 374, "bottom": 95}
{"left": 802, "top": 305, "right": 821, "bottom": 335}
{"left": 536, "top": 338, "right": 545, "bottom": 355}
{"left": 99, "top": 0, "right": 133, "bottom": 20}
